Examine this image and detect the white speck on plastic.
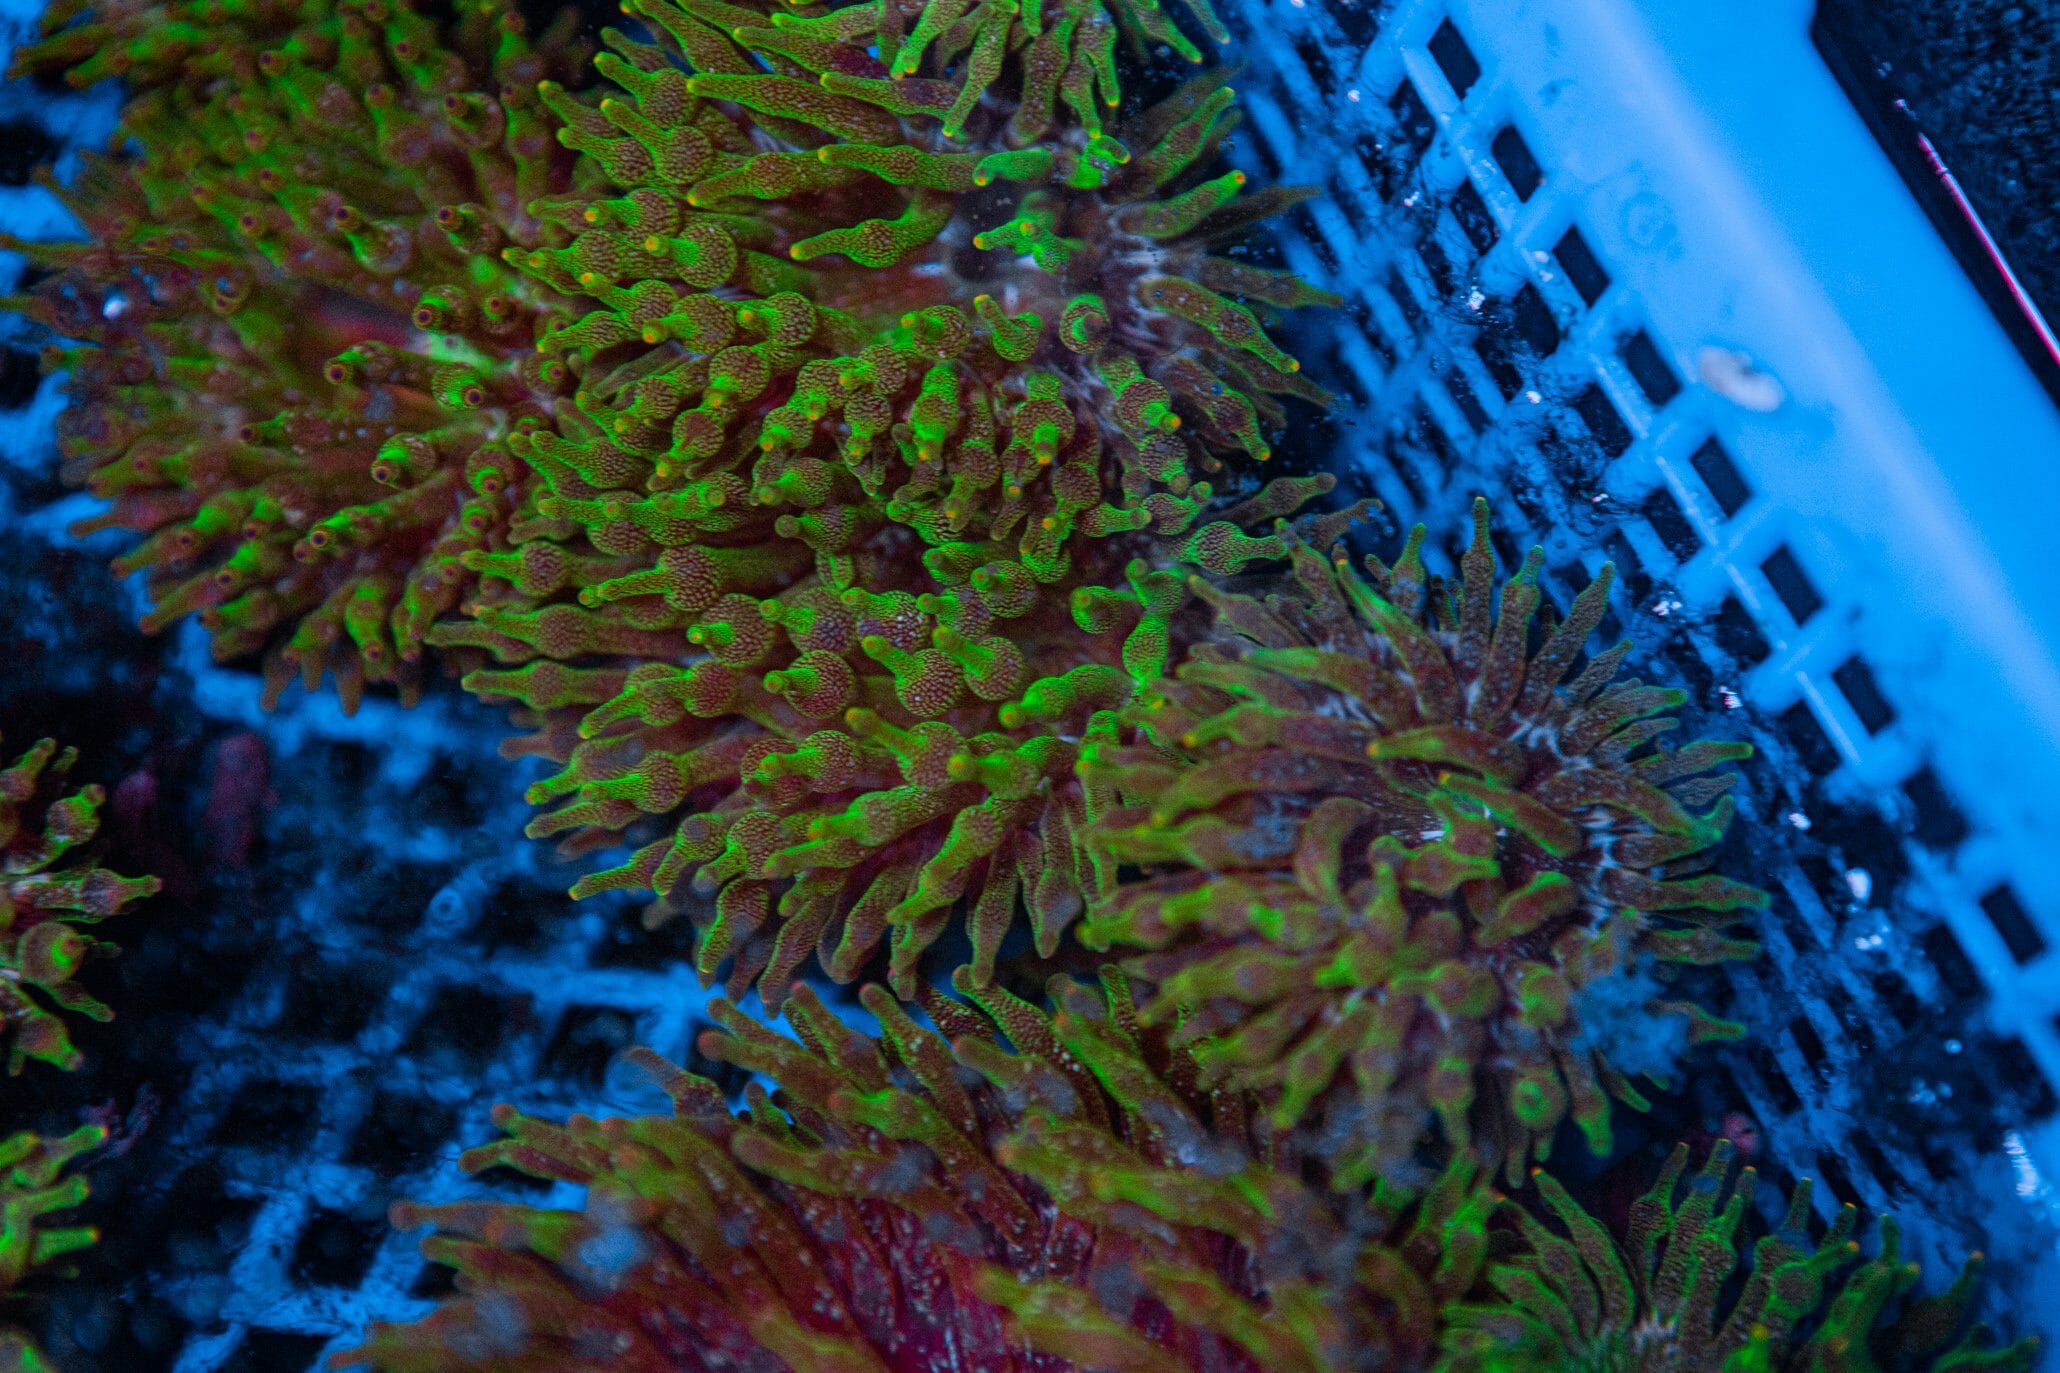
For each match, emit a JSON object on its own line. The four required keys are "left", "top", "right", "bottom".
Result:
{"left": 1719, "top": 686, "right": 1743, "bottom": 710}
{"left": 1785, "top": 810, "right": 1812, "bottom": 831}
{"left": 1467, "top": 289, "right": 1485, "bottom": 310}
{"left": 1347, "top": 89, "right": 1361, "bottom": 102}
{"left": 1698, "top": 346, "right": 1786, "bottom": 411}
{"left": 1844, "top": 868, "right": 1872, "bottom": 903}
{"left": 1524, "top": 389, "right": 1543, "bottom": 403}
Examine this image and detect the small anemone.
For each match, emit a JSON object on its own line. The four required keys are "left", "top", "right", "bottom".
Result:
{"left": 340, "top": 970, "right": 1493, "bottom": 1372}
{"left": 11, "top": 0, "right": 594, "bottom": 711}
{"left": 440, "top": 0, "right": 1351, "bottom": 1003}
{"left": 1442, "top": 1139, "right": 2039, "bottom": 1373}
{"left": 1079, "top": 499, "right": 1768, "bottom": 1186}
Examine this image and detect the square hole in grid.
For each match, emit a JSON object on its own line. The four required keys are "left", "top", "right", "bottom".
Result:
{"left": 1292, "top": 33, "right": 1337, "bottom": 97}
{"left": 0, "top": 120, "right": 57, "bottom": 190}
{"left": 1831, "top": 656, "right": 1896, "bottom": 735}
{"left": 403, "top": 984, "right": 532, "bottom": 1076}
{"left": 346, "top": 1092, "right": 461, "bottom": 1178}
{"left": 1382, "top": 435, "right": 1431, "bottom": 506}
{"left": 1332, "top": 179, "right": 1379, "bottom": 241}
{"left": 1900, "top": 765, "right": 1970, "bottom": 850}
{"left": 1414, "top": 404, "right": 1460, "bottom": 474}
{"left": 1327, "top": 0, "right": 1383, "bottom": 47}
{"left": 1286, "top": 205, "right": 1342, "bottom": 276}
{"left": 1333, "top": 357, "right": 1374, "bottom": 411}
{"left": 1980, "top": 884, "right": 2047, "bottom": 965}
{"left": 1845, "top": 1135, "right": 1902, "bottom": 1201}
{"left": 1620, "top": 330, "right": 1681, "bottom": 407}
{"left": 1552, "top": 226, "right": 1610, "bottom": 307}
{"left": 1490, "top": 124, "right": 1542, "bottom": 200}
{"left": 1389, "top": 77, "right": 1437, "bottom": 160}
{"left": 1242, "top": 122, "right": 1284, "bottom": 180}
{"left": 1768, "top": 885, "right": 1823, "bottom": 954}
{"left": 1349, "top": 298, "right": 1398, "bottom": 369}
{"left": 1814, "top": 1151, "right": 1865, "bottom": 1209}
{"left": 1872, "top": 969, "right": 1923, "bottom": 1030}
{"left": 1712, "top": 595, "right": 1771, "bottom": 668}
{"left": 274, "top": 961, "right": 386, "bottom": 1043}
{"left": 542, "top": 1004, "right": 639, "bottom": 1089}
{"left": 0, "top": 346, "right": 39, "bottom": 411}
{"left": 1788, "top": 1016, "right": 1837, "bottom": 1086}
{"left": 222, "top": 1330, "right": 331, "bottom": 1373}
{"left": 1449, "top": 177, "right": 1498, "bottom": 254}
{"left": 1777, "top": 699, "right": 1843, "bottom": 777}
{"left": 1417, "top": 234, "right": 1456, "bottom": 297}
{"left": 1760, "top": 546, "right": 1824, "bottom": 627}
{"left": 1574, "top": 384, "right": 1633, "bottom": 459}
{"left": 291, "top": 1205, "right": 387, "bottom": 1289}
{"left": 1427, "top": 17, "right": 1481, "bottom": 101}
{"left": 1821, "top": 981, "right": 1877, "bottom": 1056}
{"left": 588, "top": 891, "right": 700, "bottom": 970}
{"left": 1920, "top": 921, "right": 1986, "bottom": 1002}
{"left": 1474, "top": 331, "right": 1522, "bottom": 399}
{"left": 1507, "top": 282, "right": 1558, "bottom": 358}
{"left": 1350, "top": 130, "right": 1400, "bottom": 202}
{"left": 1689, "top": 437, "right": 1753, "bottom": 517}
{"left": 1744, "top": 1040, "right": 1803, "bottom": 1114}
{"left": 162, "top": 1163, "right": 261, "bottom": 1275}
{"left": 1798, "top": 852, "right": 1857, "bottom": 923}
{"left": 1598, "top": 534, "right": 1651, "bottom": 603}
{"left": 1817, "top": 804, "right": 1910, "bottom": 908}
{"left": 1444, "top": 369, "right": 1489, "bottom": 434}
{"left": 210, "top": 1081, "right": 322, "bottom": 1153}
{"left": 1992, "top": 1037, "right": 2060, "bottom": 1123}
{"left": 1386, "top": 265, "right": 1427, "bottom": 336}
{"left": 1640, "top": 484, "right": 1701, "bottom": 563}
{"left": 1662, "top": 637, "right": 1717, "bottom": 703}
{"left": 473, "top": 878, "right": 587, "bottom": 955}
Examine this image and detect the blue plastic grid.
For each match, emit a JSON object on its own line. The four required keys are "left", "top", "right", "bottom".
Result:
{"left": 4, "top": 0, "right": 2059, "bottom": 1364}
{"left": 1224, "top": 0, "right": 2060, "bottom": 1320}
{"left": 124, "top": 666, "right": 737, "bottom": 1372}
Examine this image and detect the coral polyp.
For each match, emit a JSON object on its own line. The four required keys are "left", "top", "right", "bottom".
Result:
{"left": 1441, "top": 1140, "right": 2037, "bottom": 1372}
{"left": 1078, "top": 501, "right": 1767, "bottom": 1186}
{"left": 0, "top": 735, "right": 159, "bottom": 1075}
{"left": 0, "top": 1123, "right": 109, "bottom": 1369}
{"left": 11, "top": 0, "right": 591, "bottom": 709}
{"left": 0, "top": 734, "right": 154, "bottom": 1364}
{"left": 436, "top": 0, "right": 1349, "bottom": 999}
{"left": 342, "top": 971, "right": 1491, "bottom": 1371}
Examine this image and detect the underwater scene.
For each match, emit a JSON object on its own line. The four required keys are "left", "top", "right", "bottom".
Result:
{"left": 2, "top": 0, "right": 2059, "bottom": 1367}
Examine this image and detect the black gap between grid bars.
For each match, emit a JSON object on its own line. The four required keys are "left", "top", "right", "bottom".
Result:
{"left": 1691, "top": 437, "right": 1753, "bottom": 516}
{"left": 1491, "top": 125, "right": 1542, "bottom": 200}
{"left": 1621, "top": 329, "right": 1681, "bottom": 406}
{"left": 1761, "top": 546, "right": 1824, "bottom": 626}
{"left": 1427, "top": 18, "right": 1481, "bottom": 100}
{"left": 1553, "top": 225, "right": 1611, "bottom": 306}
{"left": 1981, "top": 884, "right": 2048, "bottom": 965}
